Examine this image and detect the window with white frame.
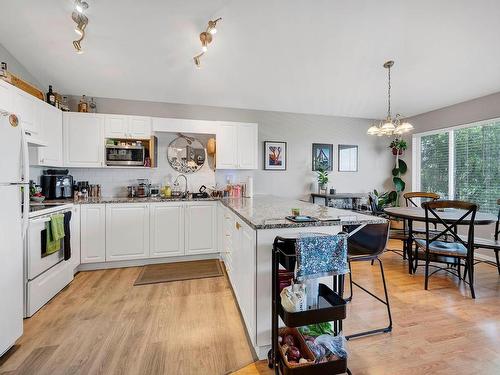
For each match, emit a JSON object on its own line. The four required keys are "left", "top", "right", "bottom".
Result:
{"left": 413, "top": 118, "right": 500, "bottom": 214}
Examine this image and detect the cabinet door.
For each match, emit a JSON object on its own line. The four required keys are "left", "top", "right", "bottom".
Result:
{"left": 150, "top": 203, "right": 185, "bottom": 258}
{"left": 238, "top": 223, "right": 256, "bottom": 341}
{"left": 106, "top": 204, "right": 150, "bottom": 261}
{"left": 216, "top": 123, "right": 238, "bottom": 169}
{"left": 38, "top": 104, "right": 63, "bottom": 166}
{"left": 69, "top": 205, "right": 81, "bottom": 273}
{"left": 13, "top": 89, "right": 38, "bottom": 136}
{"left": 80, "top": 204, "right": 106, "bottom": 263}
{"left": 185, "top": 202, "right": 218, "bottom": 255}
{"left": 237, "top": 123, "right": 258, "bottom": 169}
{"left": 104, "top": 114, "right": 128, "bottom": 138}
{"left": 0, "top": 80, "right": 13, "bottom": 112}
{"left": 128, "top": 116, "right": 152, "bottom": 139}
{"left": 63, "top": 113, "right": 104, "bottom": 167}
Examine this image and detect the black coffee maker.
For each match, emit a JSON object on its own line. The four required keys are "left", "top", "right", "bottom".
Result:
{"left": 40, "top": 170, "right": 74, "bottom": 200}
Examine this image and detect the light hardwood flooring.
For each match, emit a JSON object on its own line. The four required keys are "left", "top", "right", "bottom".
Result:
{"left": 1, "top": 241, "right": 500, "bottom": 375}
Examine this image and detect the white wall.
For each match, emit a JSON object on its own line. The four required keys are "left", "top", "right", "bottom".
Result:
{"left": 64, "top": 96, "right": 394, "bottom": 200}
{"left": 0, "top": 43, "right": 45, "bottom": 89}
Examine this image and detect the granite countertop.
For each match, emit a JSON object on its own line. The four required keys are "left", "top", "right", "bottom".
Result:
{"left": 44, "top": 196, "right": 218, "bottom": 205}
{"left": 220, "top": 195, "right": 386, "bottom": 230}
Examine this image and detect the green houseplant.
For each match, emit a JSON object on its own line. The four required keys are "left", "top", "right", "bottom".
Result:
{"left": 389, "top": 138, "right": 408, "bottom": 156}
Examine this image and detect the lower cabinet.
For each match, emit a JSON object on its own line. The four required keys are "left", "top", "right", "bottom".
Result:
{"left": 185, "top": 201, "right": 218, "bottom": 255}
{"left": 106, "top": 204, "right": 150, "bottom": 261}
{"left": 150, "top": 202, "right": 185, "bottom": 258}
{"left": 79, "top": 201, "right": 218, "bottom": 264}
{"left": 80, "top": 204, "right": 106, "bottom": 263}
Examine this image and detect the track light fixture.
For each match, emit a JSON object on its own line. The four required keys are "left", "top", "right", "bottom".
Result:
{"left": 72, "top": 1, "right": 89, "bottom": 53}
{"left": 193, "top": 18, "right": 221, "bottom": 68}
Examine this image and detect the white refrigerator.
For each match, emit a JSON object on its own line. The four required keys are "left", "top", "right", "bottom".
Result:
{"left": 0, "top": 103, "right": 29, "bottom": 356}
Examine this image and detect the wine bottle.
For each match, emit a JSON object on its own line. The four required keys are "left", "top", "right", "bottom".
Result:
{"left": 46, "top": 85, "right": 56, "bottom": 106}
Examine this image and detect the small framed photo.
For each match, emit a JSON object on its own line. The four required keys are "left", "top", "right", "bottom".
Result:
{"left": 312, "top": 143, "right": 333, "bottom": 171}
{"left": 338, "top": 144, "right": 358, "bottom": 172}
{"left": 264, "top": 141, "right": 287, "bottom": 170}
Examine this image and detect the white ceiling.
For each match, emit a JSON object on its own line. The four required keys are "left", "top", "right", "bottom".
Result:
{"left": 1, "top": 0, "right": 500, "bottom": 118}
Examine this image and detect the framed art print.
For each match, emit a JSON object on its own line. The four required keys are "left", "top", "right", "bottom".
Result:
{"left": 312, "top": 143, "right": 333, "bottom": 171}
{"left": 338, "top": 144, "right": 358, "bottom": 172}
{"left": 264, "top": 141, "right": 287, "bottom": 170}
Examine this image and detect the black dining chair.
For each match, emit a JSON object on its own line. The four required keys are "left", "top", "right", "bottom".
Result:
{"left": 470, "top": 199, "right": 500, "bottom": 274}
{"left": 414, "top": 200, "right": 478, "bottom": 298}
{"left": 344, "top": 222, "right": 392, "bottom": 339}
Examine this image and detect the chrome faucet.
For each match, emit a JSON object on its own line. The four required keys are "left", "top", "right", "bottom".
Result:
{"left": 173, "top": 174, "right": 188, "bottom": 197}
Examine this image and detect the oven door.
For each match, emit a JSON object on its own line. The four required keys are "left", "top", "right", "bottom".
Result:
{"left": 27, "top": 216, "right": 64, "bottom": 280}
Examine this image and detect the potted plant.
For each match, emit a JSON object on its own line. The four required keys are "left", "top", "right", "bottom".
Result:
{"left": 389, "top": 138, "right": 408, "bottom": 156}
{"left": 316, "top": 167, "right": 329, "bottom": 194}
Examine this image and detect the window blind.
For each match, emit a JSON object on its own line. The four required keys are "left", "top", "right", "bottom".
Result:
{"left": 420, "top": 132, "right": 449, "bottom": 199}
{"left": 454, "top": 120, "right": 500, "bottom": 214}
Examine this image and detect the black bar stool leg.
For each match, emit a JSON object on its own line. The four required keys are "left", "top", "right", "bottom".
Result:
{"left": 496, "top": 250, "right": 500, "bottom": 275}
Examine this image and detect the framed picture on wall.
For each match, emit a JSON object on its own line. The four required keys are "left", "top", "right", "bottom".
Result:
{"left": 264, "top": 141, "right": 287, "bottom": 170}
{"left": 312, "top": 143, "right": 333, "bottom": 171}
{"left": 338, "top": 144, "right": 358, "bottom": 172}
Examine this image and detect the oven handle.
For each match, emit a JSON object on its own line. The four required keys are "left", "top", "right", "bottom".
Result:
{"left": 30, "top": 217, "right": 51, "bottom": 224}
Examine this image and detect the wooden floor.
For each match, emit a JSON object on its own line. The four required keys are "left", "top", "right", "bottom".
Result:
{"left": 1, "top": 241, "right": 499, "bottom": 375}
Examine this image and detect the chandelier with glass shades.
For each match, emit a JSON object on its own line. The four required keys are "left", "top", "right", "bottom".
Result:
{"left": 367, "top": 60, "right": 414, "bottom": 136}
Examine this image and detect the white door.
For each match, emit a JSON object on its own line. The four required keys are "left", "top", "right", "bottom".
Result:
{"left": 106, "top": 204, "right": 150, "bottom": 261}
{"left": 80, "top": 204, "right": 106, "bottom": 263}
{"left": 150, "top": 203, "right": 184, "bottom": 258}
{"left": 216, "top": 122, "right": 238, "bottom": 169}
{"left": 185, "top": 202, "right": 218, "bottom": 255}
{"left": 128, "top": 116, "right": 151, "bottom": 139}
{"left": 63, "top": 113, "right": 104, "bottom": 167}
{"left": 104, "top": 114, "right": 128, "bottom": 138}
{"left": 0, "top": 185, "right": 23, "bottom": 355}
{"left": 238, "top": 223, "right": 256, "bottom": 341}
{"left": 237, "top": 123, "right": 258, "bottom": 169}
{"left": 37, "top": 104, "right": 63, "bottom": 166}
{"left": 0, "top": 105, "right": 23, "bottom": 182}
{"left": 70, "top": 205, "right": 81, "bottom": 273}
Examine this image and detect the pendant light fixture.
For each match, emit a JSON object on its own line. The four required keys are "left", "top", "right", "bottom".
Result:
{"left": 193, "top": 18, "right": 222, "bottom": 68}
{"left": 72, "top": 0, "right": 89, "bottom": 54}
{"left": 367, "top": 61, "right": 414, "bottom": 136}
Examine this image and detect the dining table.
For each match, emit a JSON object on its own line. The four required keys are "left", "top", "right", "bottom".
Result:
{"left": 383, "top": 206, "right": 498, "bottom": 274}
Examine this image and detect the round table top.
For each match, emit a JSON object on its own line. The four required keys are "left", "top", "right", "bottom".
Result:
{"left": 384, "top": 207, "right": 497, "bottom": 225}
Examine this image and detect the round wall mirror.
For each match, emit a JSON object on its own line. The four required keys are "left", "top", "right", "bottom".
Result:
{"left": 167, "top": 135, "right": 206, "bottom": 173}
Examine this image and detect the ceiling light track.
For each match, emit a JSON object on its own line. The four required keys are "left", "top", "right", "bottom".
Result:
{"left": 193, "top": 18, "right": 222, "bottom": 68}
{"left": 72, "top": 0, "right": 89, "bottom": 54}
{"left": 367, "top": 60, "right": 414, "bottom": 137}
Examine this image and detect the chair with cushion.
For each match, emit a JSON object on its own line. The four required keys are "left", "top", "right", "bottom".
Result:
{"left": 403, "top": 191, "right": 440, "bottom": 237}
{"left": 344, "top": 222, "right": 392, "bottom": 339}
{"left": 471, "top": 199, "right": 500, "bottom": 274}
{"left": 414, "top": 200, "right": 477, "bottom": 298}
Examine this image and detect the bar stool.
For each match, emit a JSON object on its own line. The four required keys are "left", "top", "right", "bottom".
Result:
{"left": 344, "top": 222, "right": 392, "bottom": 339}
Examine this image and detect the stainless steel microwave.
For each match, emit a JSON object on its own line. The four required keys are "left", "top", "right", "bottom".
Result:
{"left": 105, "top": 144, "right": 145, "bottom": 166}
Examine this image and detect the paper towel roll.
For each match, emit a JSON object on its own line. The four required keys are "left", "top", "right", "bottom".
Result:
{"left": 246, "top": 176, "right": 254, "bottom": 198}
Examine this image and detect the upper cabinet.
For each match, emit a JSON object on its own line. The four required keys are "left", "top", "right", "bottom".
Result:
{"left": 0, "top": 80, "right": 14, "bottom": 112}
{"left": 216, "top": 122, "right": 258, "bottom": 170}
{"left": 30, "top": 102, "right": 63, "bottom": 167}
{"left": 104, "top": 114, "right": 151, "bottom": 139}
{"left": 63, "top": 112, "right": 104, "bottom": 167}
{"left": 12, "top": 87, "right": 39, "bottom": 137}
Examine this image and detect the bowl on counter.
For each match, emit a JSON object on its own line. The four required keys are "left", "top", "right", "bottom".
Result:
{"left": 30, "top": 195, "right": 46, "bottom": 203}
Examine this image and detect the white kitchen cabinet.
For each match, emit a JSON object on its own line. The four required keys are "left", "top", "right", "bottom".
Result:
{"left": 106, "top": 204, "right": 150, "bottom": 261}
{"left": 30, "top": 102, "right": 63, "bottom": 167}
{"left": 13, "top": 88, "right": 39, "bottom": 137}
{"left": 216, "top": 122, "right": 258, "bottom": 170}
{"left": 69, "top": 205, "right": 81, "bottom": 273}
{"left": 185, "top": 201, "right": 218, "bottom": 255}
{"left": 237, "top": 123, "right": 258, "bottom": 169}
{"left": 0, "top": 80, "right": 14, "bottom": 112}
{"left": 216, "top": 122, "right": 238, "bottom": 169}
{"left": 80, "top": 204, "right": 106, "bottom": 263}
{"left": 63, "top": 112, "right": 104, "bottom": 167}
{"left": 104, "top": 114, "right": 151, "bottom": 139}
{"left": 150, "top": 202, "right": 184, "bottom": 258}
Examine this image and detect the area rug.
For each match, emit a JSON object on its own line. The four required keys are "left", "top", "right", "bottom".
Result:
{"left": 134, "top": 259, "right": 224, "bottom": 286}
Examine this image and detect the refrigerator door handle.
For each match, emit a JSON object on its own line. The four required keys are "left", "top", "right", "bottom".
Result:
{"left": 21, "top": 128, "right": 30, "bottom": 238}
